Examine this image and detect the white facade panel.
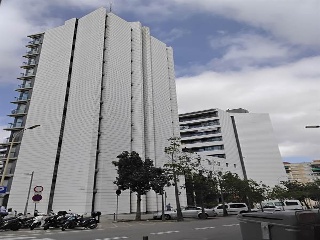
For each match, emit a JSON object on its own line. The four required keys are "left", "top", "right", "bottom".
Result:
{"left": 95, "top": 13, "right": 132, "bottom": 214}
{"left": 141, "top": 27, "right": 156, "bottom": 163}
{"left": 8, "top": 19, "right": 76, "bottom": 213}
{"left": 52, "top": 8, "right": 106, "bottom": 214}
{"left": 150, "top": 37, "right": 187, "bottom": 210}
{"left": 217, "top": 109, "right": 244, "bottom": 177}
{"left": 232, "top": 113, "right": 286, "bottom": 187}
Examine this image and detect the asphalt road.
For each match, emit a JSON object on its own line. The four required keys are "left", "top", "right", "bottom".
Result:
{"left": 0, "top": 215, "right": 242, "bottom": 240}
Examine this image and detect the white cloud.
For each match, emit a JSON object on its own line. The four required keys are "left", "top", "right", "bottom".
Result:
{"left": 207, "top": 33, "right": 296, "bottom": 71}
{"left": 156, "top": 28, "right": 191, "bottom": 43}
{"left": 176, "top": 56, "right": 320, "bottom": 160}
{"left": 173, "top": 0, "right": 320, "bottom": 47}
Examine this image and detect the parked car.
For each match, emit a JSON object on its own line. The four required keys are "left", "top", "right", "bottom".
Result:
{"left": 214, "top": 203, "right": 248, "bottom": 215}
{"left": 261, "top": 200, "right": 304, "bottom": 211}
{"left": 153, "top": 206, "right": 217, "bottom": 220}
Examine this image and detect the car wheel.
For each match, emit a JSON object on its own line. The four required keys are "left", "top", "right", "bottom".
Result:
{"left": 164, "top": 214, "right": 171, "bottom": 220}
{"left": 198, "top": 213, "right": 208, "bottom": 219}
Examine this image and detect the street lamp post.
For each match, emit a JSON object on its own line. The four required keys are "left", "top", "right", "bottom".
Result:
{"left": 23, "top": 171, "right": 34, "bottom": 215}
{"left": 0, "top": 125, "right": 40, "bottom": 187}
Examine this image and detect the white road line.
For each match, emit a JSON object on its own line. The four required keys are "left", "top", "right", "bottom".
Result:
{"left": 222, "top": 224, "right": 239, "bottom": 227}
{"left": 95, "top": 237, "right": 128, "bottom": 240}
{"left": 0, "top": 237, "right": 36, "bottom": 240}
{"left": 150, "top": 230, "right": 180, "bottom": 235}
{"left": 195, "top": 226, "right": 216, "bottom": 230}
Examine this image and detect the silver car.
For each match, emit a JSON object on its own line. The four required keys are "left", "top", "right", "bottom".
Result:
{"left": 153, "top": 206, "right": 217, "bottom": 220}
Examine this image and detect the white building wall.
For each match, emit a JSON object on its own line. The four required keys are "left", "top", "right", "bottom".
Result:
{"left": 95, "top": 13, "right": 132, "bottom": 214}
{"left": 231, "top": 113, "right": 286, "bottom": 187}
{"left": 150, "top": 37, "right": 186, "bottom": 210}
{"left": 7, "top": 19, "right": 76, "bottom": 213}
{"left": 52, "top": 8, "right": 106, "bottom": 214}
{"left": 217, "top": 109, "right": 244, "bottom": 177}
{"left": 8, "top": 8, "right": 182, "bottom": 214}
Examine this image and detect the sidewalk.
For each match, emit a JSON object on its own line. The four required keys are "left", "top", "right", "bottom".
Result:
{"left": 99, "top": 213, "right": 155, "bottom": 224}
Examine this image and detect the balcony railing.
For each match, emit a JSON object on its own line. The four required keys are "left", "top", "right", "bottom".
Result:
{"left": 13, "top": 96, "right": 29, "bottom": 102}
{"left": 7, "top": 123, "right": 23, "bottom": 129}
{"left": 0, "top": 152, "right": 15, "bottom": 159}
{"left": 17, "top": 83, "right": 32, "bottom": 89}
{"left": 10, "top": 109, "right": 26, "bottom": 115}
{"left": 26, "top": 50, "right": 39, "bottom": 55}
{"left": 27, "top": 39, "right": 41, "bottom": 45}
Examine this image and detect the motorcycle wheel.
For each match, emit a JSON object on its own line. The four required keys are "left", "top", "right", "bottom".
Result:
{"left": 30, "top": 224, "right": 35, "bottom": 230}
{"left": 43, "top": 224, "right": 49, "bottom": 230}
{"left": 88, "top": 222, "right": 97, "bottom": 229}
{"left": 11, "top": 224, "right": 21, "bottom": 231}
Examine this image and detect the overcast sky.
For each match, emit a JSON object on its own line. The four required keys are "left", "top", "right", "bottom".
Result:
{"left": 0, "top": 0, "right": 319, "bottom": 163}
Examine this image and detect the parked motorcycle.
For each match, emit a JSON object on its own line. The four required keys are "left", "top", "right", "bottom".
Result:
{"left": 30, "top": 212, "right": 48, "bottom": 230}
{"left": 61, "top": 213, "right": 98, "bottom": 231}
{"left": 18, "top": 215, "right": 35, "bottom": 229}
{"left": 0, "top": 215, "right": 21, "bottom": 231}
{"left": 42, "top": 211, "right": 70, "bottom": 230}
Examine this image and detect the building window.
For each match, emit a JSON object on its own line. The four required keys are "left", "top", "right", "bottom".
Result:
{"left": 226, "top": 163, "right": 229, "bottom": 167}
{"left": 234, "top": 164, "right": 236, "bottom": 168}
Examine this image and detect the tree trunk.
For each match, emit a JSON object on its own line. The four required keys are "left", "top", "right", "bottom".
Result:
{"left": 135, "top": 194, "right": 142, "bottom": 221}
{"left": 161, "top": 192, "right": 165, "bottom": 221}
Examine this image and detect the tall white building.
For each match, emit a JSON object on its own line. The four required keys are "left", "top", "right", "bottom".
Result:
{"left": 1, "top": 8, "right": 186, "bottom": 214}
{"left": 179, "top": 108, "right": 287, "bottom": 187}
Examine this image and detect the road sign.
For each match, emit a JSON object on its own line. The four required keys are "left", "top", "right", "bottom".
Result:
{"left": 32, "top": 194, "right": 42, "bottom": 202}
{"left": 0, "top": 186, "right": 7, "bottom": 194}
{"left": 34, "top": 186, "right": 43, "bottom": 192}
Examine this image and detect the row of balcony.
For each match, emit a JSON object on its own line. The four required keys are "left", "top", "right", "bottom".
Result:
{"left": 16, "top": 82, "right": 32, "bottom": 92}
{"left": 26, "top": 39, "right": 42, "bottom": 47}
{"left": 21, "top": 59, "right": 37, "bottom": 69}
{"left": 11, "top": 96, "right": 29, "bottom": 103}
{"left": 8, "top": 109, "right": 27, "bottom": 117}
{"left": 23, "top": 49, "right": 39, "bottom": 58}
{"left": 17, "top": 71, "right": 35, "bottom": 80}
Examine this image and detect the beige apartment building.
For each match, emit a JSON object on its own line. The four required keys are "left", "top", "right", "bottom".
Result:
{"left": 284, "top": 160, "right": 320, "bottom": 183}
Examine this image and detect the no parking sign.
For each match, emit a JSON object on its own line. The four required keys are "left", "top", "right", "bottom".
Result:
{"left": 33, "top": 185, "right": 43, "bottom": 203}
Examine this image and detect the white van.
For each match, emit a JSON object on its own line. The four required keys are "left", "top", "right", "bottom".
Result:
{"left": 214, "top": 203, "right": 248, "bottom": 215}
{"left": 262, "top": 200, "right": 304, "bottom": 211}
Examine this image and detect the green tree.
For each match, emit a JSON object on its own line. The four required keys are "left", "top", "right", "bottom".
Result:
{"left": 164, "top": 137, "right": 185, "bottom": 221}
{"left": 150, "top": 167, "right": 171, "bottom": 221}
{"left": 163, "top": 139, "right": 201, "bottom": 217}
{"left": 113, "top": 151, "right": 156, "bottom": 220}
{"left": 280, "top": 180, "right": 311, "bottom": 208}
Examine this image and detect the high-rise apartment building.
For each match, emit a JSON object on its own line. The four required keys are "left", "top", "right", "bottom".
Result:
{"left": 0, "top": 8, "right": 186, "bottom": 214}
{"left": 179, "top": 108, "right": 287, "bottom": 187}
{"left": 284, "top": 160, "right": 320, "bottom": 183}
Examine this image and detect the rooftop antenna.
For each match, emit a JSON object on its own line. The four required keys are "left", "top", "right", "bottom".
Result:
{"left": 109, "top": 1, "right": 113, "bottom": 12}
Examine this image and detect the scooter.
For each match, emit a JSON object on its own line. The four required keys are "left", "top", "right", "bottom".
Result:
{"left": 42, "top": 211, "right": 70, "bottom": 230}
{"left": 30, "top": 211, "right": 47, "bottom": 230}
{"left": 61, "top": 213, "right": 98, "bottom": 231}
{"left": 0, "top": 215, "right": 21, "bottom": 231}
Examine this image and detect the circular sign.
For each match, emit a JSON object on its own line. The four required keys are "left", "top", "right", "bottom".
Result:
{"left": 32, "top": 194, "right": 42, "bottom": 201}
{"left": 34, "top": 186, "right": 43, "bottom": 192}
{"left": 116, "top": 190, "right": 121, "bottom": 196}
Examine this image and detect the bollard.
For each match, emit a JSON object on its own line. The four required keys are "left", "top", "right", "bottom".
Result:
{"left": 114, "top": 213, "right": 116, "bottom": 221}
{"left": 143, "top": 236, "right": 148, "bottom": 240}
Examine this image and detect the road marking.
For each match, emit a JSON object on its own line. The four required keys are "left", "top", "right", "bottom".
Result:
{"left": 150, "top": 230, "right": 179, "bottom": 235}
{"left": 95, "top": 237, "right": 128, "bottom": 240}
{"left": 195, "top": 226, "right": 216, "bottom": 230}
{"left": 0, "top": 237, "right": 55, "bottom": 240}
{"left": 222, "top": 224, "right": 239, "bottom": 227}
